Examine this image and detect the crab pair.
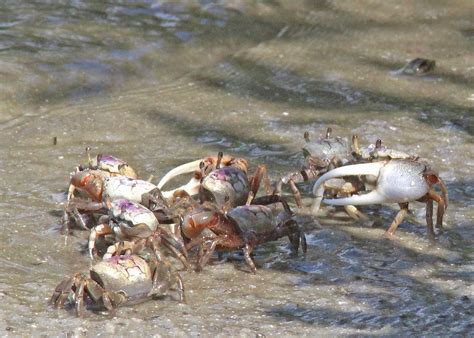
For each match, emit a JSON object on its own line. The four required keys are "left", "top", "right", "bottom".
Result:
{"left": 276, "top": 129, "right": 448, "bottom": 242}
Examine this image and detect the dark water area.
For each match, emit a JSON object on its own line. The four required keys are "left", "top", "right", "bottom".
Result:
{"left": 0, "top": 1, "right": 472, "bottom": 336}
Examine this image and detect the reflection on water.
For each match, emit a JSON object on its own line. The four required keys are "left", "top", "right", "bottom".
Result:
{"left": 0, "top": 0, "right": 473, "bottom": 336}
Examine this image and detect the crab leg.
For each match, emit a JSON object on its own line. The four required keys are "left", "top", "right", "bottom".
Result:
{"left": 89, "top": 223, "right": 114, "bottom": 259}
{"left": 385, "top": 202, "right": 409, "bottom": 238}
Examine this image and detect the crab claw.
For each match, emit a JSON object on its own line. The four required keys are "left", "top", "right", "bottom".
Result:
{"left": 312, "top": 160, "right": 431, "bottom": 211}
{"left": 157, "top": 159, "right": 203, "bottom": 196}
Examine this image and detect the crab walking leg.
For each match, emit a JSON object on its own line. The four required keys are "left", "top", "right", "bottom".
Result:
{"left": 427, "top": 188, "right": 447, "bottom": 229}
{"left": 384, "top": 202, "right": 409, "bottom": 238}
{"left": 157, "top": 159, "right": 202, "bottom": 190}
{"left": 344, "top": 205, "right": 369, "bottom": 221}
{"left": 425, "top": 199, "right": 436, "bottom": 242}
{"left": 242, "top": 243, "right": 257, "bottom": 274}
{"left": 75, "top": 280, "right": 86, "bottom": 317}
{"left": 103, "top": 240, "right": 137, "bottom": 259}
{"left": 311, "top": 161, "right": 386, "bottom": 212}
{"left": 88, "top": 223, "right": 114, "bottom": 259}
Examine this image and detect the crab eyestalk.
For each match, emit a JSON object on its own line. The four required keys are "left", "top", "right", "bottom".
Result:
{"left": 325, "top": 127, "right": 332, "bottom": 139}
{"left": 85, "top": 146, "right": 93, "bottom": 167}
{"left": 304, "top": 131, "right": 310, "bottom": 142}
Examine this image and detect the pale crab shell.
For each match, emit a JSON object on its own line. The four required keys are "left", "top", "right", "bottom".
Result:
{"left": 93, "top": 154, "right": 137, "bottom": 178}
{"left": 91, "top": 255, "right": 152, "bottom": 304}
{"left": 359, "top": 143, "right": 412, "bottom": 161}
{"left": 104, "top": 177, "right": 157, "bottom": 202}
{"left": 199, "top": 167, "right": 249, "bottom": 209}
{"left": 109, "top": 199, "right": 159, "bottom": 238}
{"left": 303, "top": 135, "right": 351, "bottom": 160}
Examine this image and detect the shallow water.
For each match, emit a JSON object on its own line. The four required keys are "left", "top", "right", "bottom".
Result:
{"left": 0, "top": 1, "right": 473, "bottom": 336}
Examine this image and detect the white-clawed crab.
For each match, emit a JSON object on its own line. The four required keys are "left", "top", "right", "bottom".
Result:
{"left": 158, "top": 152, "right": 271, "bottom": 210}
{"left": 311, "top": 158, "right": 448, "bottom": 242}
{"left": 88, "top": 199, "right": 190, "bottom": 270}
{"left": 275, "top": 127, "right": 352, "bottom": 208}
{"left": 49, "top": 254, "right": 185, "bottom": 316}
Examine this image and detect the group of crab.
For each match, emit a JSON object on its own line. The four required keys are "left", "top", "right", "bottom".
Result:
{"left": 49, "top": 128, "right": 448, "bottom": 316}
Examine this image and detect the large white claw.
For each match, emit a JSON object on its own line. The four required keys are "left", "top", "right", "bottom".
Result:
{"left": 312, "top": 160, "right": 431, "bottom": 212}
{"left": 160, "top": 178, "right": 201, "bottom": 199}
{"left": 158, "top": 159, "right": 202, "bottom": 189}
{"left": 311, "top": 161, "right": 386, "bottom": 212}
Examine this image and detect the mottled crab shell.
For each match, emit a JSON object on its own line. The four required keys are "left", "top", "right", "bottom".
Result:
{"left": 103, "top": 177, "right": 157, "bottom": 202}
{"left": 199, "top": 167, "right": 249, "bottom": 209}
{"left": 303, "top": 136, "right": 351, "bottom": 160}
{"left": 90, "top": 255, "right": 152, "bottom": 305}
{"left": 95, "top": 154, "right": 138, "bottom": 179}
{"left": 109, "top": 199, "right": 159, "bottom": 237}
{"left": 226, "top": 205, "right": 277, "bottom": 235}
{"left": 359, "top": 144, "right": 412, "bottom": 160}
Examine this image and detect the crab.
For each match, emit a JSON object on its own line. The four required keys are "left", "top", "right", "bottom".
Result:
{"left": 181, "top": 195, "right": 307, "bottom": 273}
{"left": 351, "top": 136, "right": 414, "bottom": 163}
{"left": 63, "top": 174, "right": 177, "bottom": 231}
{"left": 88, "top": 199, "right": 190, "bottom": 270}
{"left": 158, "top": 152, "right": 271, "bottom": 210}
{"left": 275, "top": 128, "right": 352, "bottom": 207}
{"left": 67, "top": 147, "right": 137, "bottom": 202}
{"left": 391, "top": 58, "right": 436, "bottom": 76}
{"left": 311, "top": 158, "right": 448, "bottom": 242}
{"left": 63, "top": 148, "right": 139, "bottom": 231}
{"left": 49, "top": 254, "right": 185, "bottom": 316}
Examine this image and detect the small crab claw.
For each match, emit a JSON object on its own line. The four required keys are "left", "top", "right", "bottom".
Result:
{"left": 312, "top": 160, "right": 432, "bottom": 212}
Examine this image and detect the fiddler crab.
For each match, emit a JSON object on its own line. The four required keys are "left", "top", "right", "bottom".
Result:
{"left": 312, "top": 156, "right": 448, "bottom": 242}
{"left": 180, "top": 195, "right": 307, "bottom": 273}
{"left": 49, "top": 253, "right": 185, "bottom": 316}
{"left": 64, "top": 156, "right": 178, "bottom": 232}
{"left": 158, "top": 151, "right": 272, "bottom": 210}
{"left": 391, "top": 58, "right": 436, "bottom": 76}
{"left": 88, "top": 198, "right": 190, "bottom": 270}
{"left": 275, "top": 128, "right": 352, "bottom": 208}
{"left": 63, "top": 148, "right": 139, "bottom": 231}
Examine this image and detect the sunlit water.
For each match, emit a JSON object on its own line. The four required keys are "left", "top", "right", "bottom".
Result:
{"left": 0, "top": 1, "right": 472, "bottom": 336}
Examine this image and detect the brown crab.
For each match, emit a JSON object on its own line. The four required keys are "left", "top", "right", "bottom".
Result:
{"left": 181, "top": 195, "right": 307, "bottom": 273}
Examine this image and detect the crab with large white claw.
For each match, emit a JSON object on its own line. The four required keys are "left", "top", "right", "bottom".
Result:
{"left": 49, "top": 254, "right": 185, "bottom": 317}
{"left": 158, "top": 152, "right": 270, "bottom": 210}
{"left": 157, "top": 152, "right": 249, "bottom": 198}
{"left": 311, "top": 159, "right": 448, "bottom": 242}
